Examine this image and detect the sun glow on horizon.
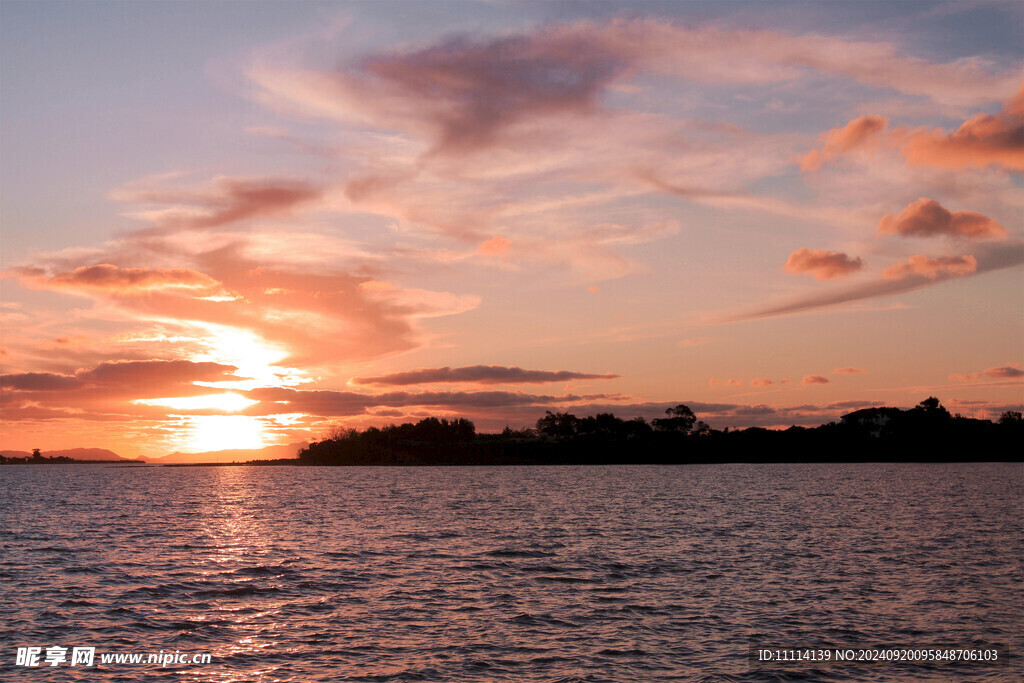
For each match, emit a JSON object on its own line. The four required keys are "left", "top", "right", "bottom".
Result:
{"left": 179, "top": 415, "right": 268, "bottom": 453}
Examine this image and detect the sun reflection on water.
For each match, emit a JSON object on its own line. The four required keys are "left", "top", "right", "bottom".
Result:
{"left": 190, "top": 468, "right": 289, "bottom": 677}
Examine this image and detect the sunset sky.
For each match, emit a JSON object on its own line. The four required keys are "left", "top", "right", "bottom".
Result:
{"left": 2, "top": 0, "right": 1021, "bottom": 457}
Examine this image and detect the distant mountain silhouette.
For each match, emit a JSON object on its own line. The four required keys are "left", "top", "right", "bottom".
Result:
{"left": 144, "top": 442, "right": 308, "bottom": 464}
{"left": 0, "top": 447, "right": 128, "bottom": 461}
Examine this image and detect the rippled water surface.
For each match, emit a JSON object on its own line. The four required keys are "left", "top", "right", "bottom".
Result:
{"left": 1, "top": 463, "right": 1021, "bottom": 681}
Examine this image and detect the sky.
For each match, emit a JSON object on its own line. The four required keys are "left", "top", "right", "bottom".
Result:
{"left": 1, "top": 0, "right": 1021, "bottom": 457}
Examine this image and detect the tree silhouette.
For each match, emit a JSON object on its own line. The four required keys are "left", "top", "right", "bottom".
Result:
{"left": 652, "top": 404, "right": 696, "bottom": 434}
{"left": 536, "top": 411, "right": 580, "bottom": 438}
{"left": 999, "top": 410, "right": 1022, "bottom": 424}
{"left": 916, "top": 396, "right": 949, "bottom": 417}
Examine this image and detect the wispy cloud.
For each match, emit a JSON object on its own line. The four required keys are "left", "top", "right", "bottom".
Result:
{"left": 950, "top": 363, "right": 1023, "bottom": 382}
{"left": 0, "top": 360, "right": 245, "bottom": 417}
{"left": 115, "top": 176, "right": 322, "bottom": 231}
{"left": 11, "top": 264, "right": 223, "bottom": 295}
{"left": 882, "top": 254, "right": 978, "bottom": 280}
{"left": 801, "top": 115, "right": 888, "bottom": 172}
{"left": 243, "top": 387, "right": 619, "bottom": 417}
{"left": 352, "top": 365, "right": 618, "bottom": 386}
{"left": 723, "top": 242, "right": 1024, "bottom": 322}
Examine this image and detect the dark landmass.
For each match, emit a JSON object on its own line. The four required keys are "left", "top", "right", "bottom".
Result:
{"left": 295, "top": 398, "right": 1023, "bottom": 466}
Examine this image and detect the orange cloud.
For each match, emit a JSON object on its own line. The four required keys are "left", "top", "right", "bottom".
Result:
{"left": 709, "top": 377, "right": 743, "bottom": 387}
{"left": 882, "top": 254, "right": 977, "bottom": 280}
{"left": 899, "top": 83, "right": 1024, "bottom": 170}
{"left": 833, "top": 367, "right": 866, "bottom": 375}
{"left": 877, "top": 198, "right": 1006, "bottom": 240}
{"left": 352, "top": 365, "right": 618, "bottom": 386}
{"left": 802, "top": 375, "right": 830, "bottom": 385}
{"left": 784, "top": 248, "right": 863, "bottom": 280}
{"left": 800, "top": 115, "right": 888, "bottom": 171}
{"left": 11, "top": 246, "right": 478, "bottom": 368}
{"left": 750, "top": 378, "right": 774, "bottom": 387}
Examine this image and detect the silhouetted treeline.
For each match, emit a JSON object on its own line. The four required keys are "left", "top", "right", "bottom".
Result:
{"left": 297, "top": 399, "right": 1023, "bottom": 465}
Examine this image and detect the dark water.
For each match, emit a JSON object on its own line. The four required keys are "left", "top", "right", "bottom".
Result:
{"left": 1, "top": 463, "right": 1020, "bottom": 681}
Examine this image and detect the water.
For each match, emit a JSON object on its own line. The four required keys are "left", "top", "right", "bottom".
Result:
{"left": 1, "top": 463, "right": 1020, "bottom": 681}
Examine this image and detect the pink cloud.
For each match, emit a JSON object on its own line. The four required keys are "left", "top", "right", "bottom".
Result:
{"left": 251, "top": 20, "right": 1017, "bottom": 159}
{"left": 0, "top": 360, "right": 245, "bottom": 420}
{"left": 801, "top": 375, "right": 830, "bottom": 385}
{"left": 899, "top": 83, "right": 1024, "bottom": 170}
{"left": 477, "top": 236, "right": 511, "bottom": 256}
{"left": 833, "top": 367, "right": 867, "bottom": 375}
{"left": 829, "top": 400, "right": 880, "bottom": 409}
{"left": 882, "top": 254, "right": 978, "bottom": 280}
{"left": 950, "top": 363, "right": 1024, "bottom": 382}
{"left": 12, "top": 264, "right": 222, "bottom": 295}
{"left": 352, "top": 365, "right": 618, "bottom": 386}
{"left": 800, "top": 115, "right": 888, "bottom": 171}
{"left": 948, "top": 373, "right": 978, "bottom": 382}
{"left": 801, "top": 84, "right": 1023, "bottom": 173}
{"left": 784, "top": 248, "right": 863, "bottom": 280}
{"left": 986, "top": 365, "right": 1024, "bottom": 379}
{"left": 117, "top": 176, "right": 321, "bottom": 230}
{"left": 709, "top": 377, "right": 743, "bottom": 388}
{"left": 0, "top": 372, "right": 83, "bottom": 391}
{"left": 726, "top": 242, "right": 1024, "bottom": 321}
{"left": 750, "top": 378, "right": 775, "bottom": 387}
{"left": 79, "top": 360, "right": 242, "bottom": 387}
{"left": 243, "top": 387, "right": 616, "bottom": 417}
{"left": 321, "top": 30, "right": 630, "bottom": 155}
{"left": 877, "top": 198, "right": 1006, "bottom": 240}
{"left": 1, "top": 360, "right": 241, "bottom": 393}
